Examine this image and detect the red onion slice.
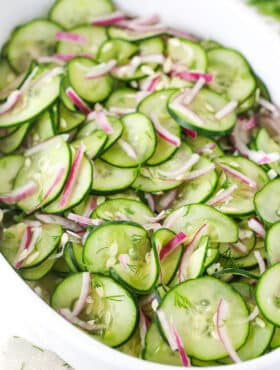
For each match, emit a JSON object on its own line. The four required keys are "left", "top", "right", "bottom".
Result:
{"left": 59, "top": 144, "right": 85, "bottom": 207}
{"left": 183, "top": 164, "right": 215, "bottom": 181}
{"left": 170, "top": 97, "right": 205, "bottom": 127}
{"left": 68, "top": 213, "right": 103, "bottom": 227}
{"left": 20, "top": 66, "right": 39, "bottom": 92}
{"left": 118, "top": 139, "right": 137, "bottom": 159}
{"left": 95, "top": 110, "right": 114, "bottom": 134}
{"left": 59, "top": 308, "right": 104, "bottom": 332}
{"left": 157, "top": 310, "right": 177, "bottom": 351}
{"left": 196, "top": 143, "right": 217, "bottom": 155}
{"left": 164, "top": 207, "right": 185, "bottom": 229}
{"left": 85, "top": 60, "right": 117, "bottom": 80}
{"left": 25, "top": 136, "right": 63, "bottom": 156}
{"left": 35, "top": 213, "right": 84, "bottom": 232}
{"left": 109, "top": 106, "right": 135, "bottom": 115}
{"left": 56, "top": 31, "right": 87, "bottom": 44}
{"left": 207, "top": 184, "right": 238, "bottom": 206}
{"left": 214, "top": 101, "right": 238, "bottom": 120}
{"left": 159, "top": 231, "right": 187, "bottom": 261}
{"left": 182, "top": 128, "right": 197, "bottom": 139}
{"left": 167, "top": 28, "right": 199, "bottom": 41}
{"left": 91, "top": 11, "right": 126, "bottom": 26}
{"left": 0, "top": 90, "right": 22, "bottom": 115}
{"left": 242, "top": 115, "right": 256, "bottom": 130}
{"left": 254, "top": 250, "right": 266, "bottom": 274}
{"left": 171, "top": 322, "right": 190, "bottom": 367}
{"left": 183, "top": 78, "right": 205, "bottom": 105}
{"left": 55, "top": 52, "right": 93, "bottom": 61}
{"left": 157, "top": 154, "right": 199, "bottom": 178}
{"left": 14, "top": 226, "right": 32, "bottom": 268}
{"left": 158, "top": 189, "right": 178, "bottom": 210}
{"left": 173, "top": 70, "right": 213, "bottom": 83}
{"left": 14, "top": 227, "right": 42, "bottom": 269}
{"left": 144, "top": 193, "right": 155, "bottom": 212}
{"left": 215, "top": 299, "right": 241, "bottom": 363}
{"left": 258, "top": 97, "right": 280, "bottom": 117}
{"left": 83, "top": 196, "right": 97, "bottom": 217}
{"left": 31, "top": 67, "right": 64, "bottom": 91}
{"left": 0, "top": 181, "right": 37, "bottom": 203}
{"left": 66, "top": 87, "right": 91, "bottom": 115}
{"left": 37, "top": 56, "right": 66, "bottom": 65}
{"left": 72, "top": 272, "right": 91, "bottom": 316}
{"left": 145, "top": 210, "right": 166, "bottom": 223}
{"left": 144, "top": 73, "right": 161, "bottom": 92}
{"left": 218, "top": 163, "right": 257, "bottom": 188}
{"left": 118, "top": 254, "right": 130, "bottom": 270}
{"left": 150, "top": 113, "right": 181, "bottom": 147}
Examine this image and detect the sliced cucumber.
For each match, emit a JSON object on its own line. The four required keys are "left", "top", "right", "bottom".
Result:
{"left": 64, "top": 242, "right": 84, "bottom": 272}
{"left": 207, "top": 48, "right": 256, "bottom": 103}
{"left": 14, "top": 136, "right": 71, "bottom": 212}
{"left": 93, "top": 198, "right": 153, "bottom": 224}
{"left": 168, "top": 89, "right": 237, "bottom": 135}
{"left": 139, "top": 37, "right": 164, "bottom": 56}
{"left": 105, "top": 88, "right": 139, "bottom": 114}
{"left": 29, "top": 110, "right": 56, "bottom": 145}
{"left": 183, "top": 135, "right": 223, "bottom": 160}
{"left": 254, "top": 178, "right": 280, "bottom": 224}
{"left": 256, "top": 263, "right": 280, "bottom": 326}
{"left": 51, "top": 273, "right": 138, "bottom": 347}
{"left": 58, "top": 103, "right": 85, "bottom": 133}
{"left": 73, "top": 130, "right": 108, "bottom": 159}
{"left": 164, "top": 204, "right": 238, "bottom": 243}
{"left": 6, "top": 19, "right": 62, "bottom": 73}
{"left": 266, "top": 222, "right": 280, "bottom": 264}
{"left": 101, "top": 113, "right": 156, "bottom": 168}
{"left": 159, "top": 276, "right": 249, "bottom": 360}
{"left": 57, "top": 25, "right": 108, "bottom": 58}
{"left": 138, "top": 89, "right": 181, "bottom": 166}
{"left": 271, "top": 328, "right": 280, "bottom": 349}
{"left": 167, "top": 37, "right": 207, "bottom": 72}
{"left": 0, "top": 58, "right": 17, "bottom": 93}
{"left": 98, "top": 39, "right": 138, "bottom": 65}
{"left": 0, "top": 123, "right": 30, "bottom": 153}
{"left": 108, "top": 27, "right": 165, "bottom": 42}
{"left": 67, "top": 57, "right": 113, "bottom": 103}
{"left": 118, "top": 329, "right": 141, "bottom": 358}
{"left": 20, "top": 251, "right": 57, "bottom": 281}
{"left": 0, "top": 155, "right": 24, "bottom": 193}
{"left": 256, "top": 128, "right": 280, "bottom": 174}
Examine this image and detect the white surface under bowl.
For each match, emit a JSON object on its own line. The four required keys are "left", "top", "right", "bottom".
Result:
{"left": 0, "top": 1, "right": 280, "bottom": 369}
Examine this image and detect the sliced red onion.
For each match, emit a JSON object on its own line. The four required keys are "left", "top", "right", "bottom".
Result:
{"left": 150, "top": 113, "right": 181, "bottom": 147}
{"left": 25, "top": 136, "right": 62, "bottom": 156}
{"left": 145, "top": 73, "right": 161, "bottom": 92}
{"left": 14, "top": 226, "right": 32, "bottom": 267}
{"left": 145, "top": 210, "right": 166, "bottom": 223}
{"left": 164, "top": 207, "right": 185, "bottom": 229}
{"left": 242, "top": 115, "right": 256, "bottom": 130}
{"left": 215, "top": 299, "right": 241, "bottom": 363}
{"left": 59, "top": 308, "right": 104, "bottom": 332}
{"left": 0, "top": 90, "right": 22, "bottom": 115}
{"left": 170, "top": 97, "right": 205, "bottom": 127}
{"left": 143, "top": 222, "right": 162, "bottom": 231}
{"left": 218, "top": 163, "right": 257, "bottom": 188}
{"left": 83, "top": 196, "right": 97, "bottom": 217}
{"left": 35, "top": 213, "right": 84, "bottom": 233}
{"left": 207, "top": 184, "right": 238, "bottom": 206}
{"left": 56, "top": 31, "right": 87, "bottom": 44}
{"left": 171, "top": 322, "right": 190, "bottom": 367}
{"left": 247, "top": 306, "right": 259, "bottom": 322}
{"left": 258, "top": 97, "right": 280, "bottom": 116}
{"left": 31, "top": 67, "right": 64, "bottom": 91}
{"left": 118, "top": 254, "right": 130, "bottom": 270}
{"left": 55, "top": 52, "right": 93, "bottom": 61}
{"left": 72, "top": 272, "right": 91, "bottom": 316}
{"left": 157, "top": 310, "right": 177, "bottom": 351}
{"left": 183, "top": 78, "right": 205, "bottom": 105}
{"left": 85, "top": 60, "right": 117, "bottom": 80}
{"left": 0, "top": 181, "right": 37, "bottom": 203}
{"left": 159, "top": 189, "right": 178, "bottom": 210}
{"left": 118, "top": 139, "right": 137, "bottom": 159}
{"left": 181, "top": 164, "right": 215, "bottom": 181}
{"left": 68, "top": 213, "right": 103, "bottom": 227}
{"left": 254, "top": 250, "right": 266, "bottom": 274}
{"left": 15, "top": 227, "right": 42, "bottom": 269}
{"left": 157, "top": 154, "right": 199, "bottom": 179}
{"left": 144, "top": 193, "right": 155, "bottom": 212}
{"left": 37, "top": 56, "right": 66, "bottom": 65}
{"left": 182, "top": 127, "right": 197, "bottom": 139}
{"left": 249, "top": 150, "right": 280, "bottom": 165}
{"left": 20, "top": 66, "right": 39, "bottom": 92}
{"left": 91, "top": 11, "right": 126, "bottom": 26}
{"left": 178, "top": 224, "right": 208, "bottom": 282}
{"left": 94, "top": 110, "right": 114, "bottom": 134}
{"left": 173, "top": 70, "right": 213, "bottom": 83}
{"left": 66, "top": 87, "right": 91, "bottom": 115}
{"left": 139, "top": 54, "right": 165, "bottom": 65}
{"left": 131, "top": 14, "right": 160, "bottom": 26}
{"left": 136, "top": 91, "right": 151, "bottom": 104}
{"left": 230, "top": 241, "right": 248, "bottom": 254}
{"left": 167, "top": 28, "right": 199, "bottom": 41}
{"left": 22, "top": 220, "right": 42, "bottom": 228}
{"left": 248, "top": 218, "right": 265, "bottom": 238}
{"left": 115, "top": 20, "right": 165, "bottom": 33}
{"left": 214, "top": 101, "right": 238, "bottom": 120}
{"left": 160, "top": 231, "right": 187, "bottom": 261}
{"left": 196, "top": 143, "right": 217, "bottom": 155}
{"left": 109, "top": 106, "right": 135, "bottom": 115}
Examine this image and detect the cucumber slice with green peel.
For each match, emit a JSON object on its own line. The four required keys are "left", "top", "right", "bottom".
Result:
{"left": 207, "top": 48, "right": 256, "bottom": 103}
{"left": 271, "top": 328, "right": 280, "bottom": 349}
{"left": 220, "top": 220, "right": 256, "bottom": 259}
{"left": 0, "top": 155, "right": 24, "bottom": 193}
{"left": 191, "top": 359, "right": 220, "bottom": 367}
{"left": 0, "top": 59, "right": 17, "bottom": 92}
{"left": 213, "top": 156, "right": 268, "bottom": 216}
{"left": 138, "top": 89, "right": 181, "bottom": 166}
{"left": 53, "top": 256, "right": 71, "bottom": 275}
{"left": 73, "top": 130, "right": 108, "bottom": 159}
{"left": 6, "top": 19, "right": 62, "bottom": 73}
{"left": 266, "top": 222, "right": 280, "bottom": 264}
{"left": 29, "top": 111, "right": 56, "bottom": 145}
{"left": 51, "top": 273, "right": 138, "bottom": 347}
{"left": 118, "top": 328, "right": 141, "bottom": 358}
{"left": 183, "top": 135, "right": 223, "bottom": 160}
{"left": 254, "top": 178, "right": 280, "bottom": 224}
{"left": 93, "top": 198, "right": 153, "bottom": 224}
{"left": 143, "top": 321, "right": 182, "bottom": 365}
{"left": 167, "top": 37, "right": 207, "bottom": 72}
{"left": 58, "top": 103, "right": 86, "bottom": 133}
{"left": 50, "top": 0, "right": 115, "bottom": 29}
{"left": 20, "top": 251, "right": 57, "bottom": 281}
{"left": 132, "top": 142, "right": 194, "bottom": 193}
{"left": 78, "top": 116, "right": 123, "bottom": 151}
{"left": 56, "top": 25, "right": 108, "bottom": 58}
{"left": 105, "top": 88, "right": 138, "bottom": 114}
{"left": 92, "top": 160, "right": 138, "bottom": 194}
{"left": 139, "top": 37, "right": 165, "bottom": 56}
{"left": 14, "top": 136, "right": 71, "bottom": 213}
{"left": 98, "top": 39, "right": 138, "bottom": 65}
{"left": 164, "top": 204, "right": 238, "bottom": 243}
{"left": 0, "top": 123, "right": 30, "bottom": 154}
{"left": 204, "top": 248, "right": 219, "bottom": 268}
{"left": 256, "top": 263, "right": 280, "bottom": 325}
{"left": 108, "top": 27, "right": 165, "bottom": 42}
{"left": 170, "top": 156, "right": 218, "bottom": 208}
{"left": 101, "top": 113, "right": 156, "bottom": 168}
{"left": 0, "top": 223, "right": 62, "bottom": 268}
{"left": 256, "top": 128, "right": 280, "bottom": 174}
{"left": 152, "top": 228, "right": 183, "bottom": 286}
{"left": 64, "top": 242, "right": 84, "bottom": 272}
{"left": 60, "top": 76, "right": 76, "bottom": 111}
{"left": 168, "top": 89, "right": 237, "bottom": 135}
{"left": 159, "top": 276, "right": 249, "bottom": 361}
{"left": 0, "top": 66, "right": 62, "bottom": 128}
{"left": 201, "top": 39, "right": 222, "bottom": 51}
{"left": 84, "top": 222, "right": 159, "bottom": 294}
{"left": 44, "top": 152, "right": 93, "bottom": 213}
{"left": 67, "top": 57, "right": 113, "bottom": 103}
{"left": 237, "top": 92, "right": 256, "bottom": 113}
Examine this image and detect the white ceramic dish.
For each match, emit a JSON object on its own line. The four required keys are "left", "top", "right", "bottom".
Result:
{"left": 0, "top": 1, "right": 280, "bottom": 369}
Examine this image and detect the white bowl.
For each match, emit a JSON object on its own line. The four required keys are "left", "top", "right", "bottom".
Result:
{"left": 0, "top": 1, "right": 280, "bottom": 369}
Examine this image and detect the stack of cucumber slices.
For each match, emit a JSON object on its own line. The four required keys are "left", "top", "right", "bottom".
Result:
{"left": 1, "top": 0, "right": 280, "bottom": 366}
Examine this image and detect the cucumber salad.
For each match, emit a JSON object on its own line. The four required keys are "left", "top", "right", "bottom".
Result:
{"left": 1, "top": 0, "right": 280, "bottom": 367}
